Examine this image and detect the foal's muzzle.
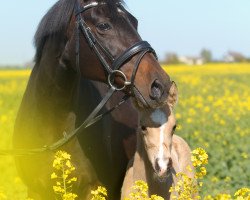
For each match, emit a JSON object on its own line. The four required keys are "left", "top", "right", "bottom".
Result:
{"left": 155, "top": 157, "right": 172, "bottom": 179}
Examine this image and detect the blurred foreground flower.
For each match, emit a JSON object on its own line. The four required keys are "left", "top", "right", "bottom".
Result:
{"left": 51, "top": 149, "right": 249, "bottom": 200}
{"left": 51, "top": 151, "right": 78, "bottom": 200}
{"left": 91, "top": 186, "right": 108, "bottom": 200}
{"left": 234, "top": 187, "right": 250, "bottom": 200}
{"left": 191, "top": 147, "right": 208, "bottom": 167}
{"left": 170, "top": 147, "right": 209, "bottom": 200}
{"left": 169, "top": 172, "right": 200, "bottom": 200}
{"left": 124, "top": 180, "right": 163, "bottom": 200}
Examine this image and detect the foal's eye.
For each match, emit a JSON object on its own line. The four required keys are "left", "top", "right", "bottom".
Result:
{"left": 172, "top": 124, "right": 177, "bottom": 133}
{"left": 96, "top": 22, "right": 111, "bottom": 31}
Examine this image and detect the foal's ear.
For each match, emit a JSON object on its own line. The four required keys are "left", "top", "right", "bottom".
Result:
{"left": 167, "top": 81, "right": 178, "bottom": 107}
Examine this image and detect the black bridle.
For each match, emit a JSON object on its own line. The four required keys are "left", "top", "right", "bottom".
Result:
{"left": 75, "top": 1, "right": 157, "bottom": 84}
{"left": 0, "top": 0, "right": 158, "bottom": 156}
{"left": 73, "top": 1, "right": 158, "bottom": 126}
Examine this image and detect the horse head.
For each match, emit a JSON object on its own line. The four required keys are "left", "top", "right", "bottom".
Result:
{"left": 139, "top": 82, "right": 178, "bottom": 180}
{"left": 59, "top": 0, "right": 172, "bottom": 109}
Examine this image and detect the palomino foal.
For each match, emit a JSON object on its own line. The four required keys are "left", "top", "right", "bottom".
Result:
{"left": 121, "top": 83, "right": 194, "bottom": 199}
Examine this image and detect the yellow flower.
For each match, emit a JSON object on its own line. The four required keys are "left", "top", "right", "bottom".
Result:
{"left": 51, "top": 172, "right": 57, "bottom": 179}
{"left": 224, "top": 176, "right": 231, "bottom": 183}
{"left": 187, "top": 118, "right": 193, "bottom": 123}
{"left": 170, "top": 172, "right": 200, "bottom": 200}
{"left": 123, "top": 181, "right": 164, "bottom": 200}
{"left": 193, "top": 131, "right": 200, "bottom": 137}
{"left": 214, "top": 193, "right": 232, "bottom": 200}
{"left": 195, "top": 166, "right": 207, "bottom": 179}
{"left": 241, "top": 152, "right": 248, "bottom": 159}
{"left": 219, "top": 119, "right": 226, "bottom": 125}
{"left": 176, "top": 113, "right": 182, "bottom": 119}
{"left": 204, "top": 195, "right": 214, "bottom": 200}
{"left": 208, "top": 95, "right": 214, "bottom": 102}
{"left": 176, "top": 124, "right": 182, "bottom": 131}
{"left": 211, "top": 176, "right": 219, "bottom": 183}
{"left": 51, "top": 151, "right": 78, "bottom": 199}
{"left": 186, "top": 165, "right": 192, "bottom": 172}
{"left": 204, "top": 106, "right": 210, "bottom": 112}
{"left": 191, "top": 148, "right": 208, "bottom": 167}
{"left": 234, "top": 187, "right": 250, "bottom": 199}
{"left": 188, "top": 108, "right": 196, "bottom": 116}
{"left": 63, "top": 193, "right": 78, "bottom": 200}
{"left": 91, "top": 186, "right": 108, "bottom": 200}
{"left": 53, "top": 185, "right": 65, "bottom": 193}
{"left": 67, "top": 177, "right": 77, "bottom": 184}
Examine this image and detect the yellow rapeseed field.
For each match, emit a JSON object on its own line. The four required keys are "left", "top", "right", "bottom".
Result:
{"left": 0, "top": 63, "right": 249, "bottom": 199}
{"left": 163, "top": 63, "right": 250, "bottom": 198}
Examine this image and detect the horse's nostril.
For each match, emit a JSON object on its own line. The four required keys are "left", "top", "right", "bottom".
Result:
{"left": 150, "top": 79, "right": 163, "bottom": 100}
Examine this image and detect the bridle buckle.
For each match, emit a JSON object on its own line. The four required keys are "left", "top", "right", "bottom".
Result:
{"left": 108, "top": 70, "right": 130, "bottom": 91}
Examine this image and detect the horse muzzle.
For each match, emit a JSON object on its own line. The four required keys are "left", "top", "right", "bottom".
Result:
{"left": 131, "top": 64, "right": 171, "bottom": 109}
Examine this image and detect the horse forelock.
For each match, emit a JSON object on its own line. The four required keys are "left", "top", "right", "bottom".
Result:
{"left": 34, "top": 0, "right": 77, "bottom": 62}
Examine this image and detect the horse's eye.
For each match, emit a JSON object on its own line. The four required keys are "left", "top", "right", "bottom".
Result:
{"left": 141, "top": 126, "right": 147, "bottom": 131}
{"left": 96, "top": 23, "right": 111, "bottom": 31}
{"left": 140, "top": 126, "right": 147, "bottom": 135}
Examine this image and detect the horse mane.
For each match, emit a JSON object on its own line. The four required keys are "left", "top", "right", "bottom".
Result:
{"left": 34, "top": 0, "right": 122, "bottom": 63}
{"left": 34, "top": 0, "right": 76, "bottom": 62}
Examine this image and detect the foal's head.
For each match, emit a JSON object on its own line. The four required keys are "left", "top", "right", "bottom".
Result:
{"left": 139, "top": 82, "right": 178, "bottom": 180}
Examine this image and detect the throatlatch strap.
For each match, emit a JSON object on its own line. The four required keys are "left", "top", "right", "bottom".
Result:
{"left": 48, "top": 86, "right": 116, "bottom": 151}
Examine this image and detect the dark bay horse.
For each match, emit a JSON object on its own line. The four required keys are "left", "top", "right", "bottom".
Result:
{"left": 13, "top": 0, "right": 173, "bottom": 199}
{"left": 76, "top": 79, "right": 138, "bottom": 199}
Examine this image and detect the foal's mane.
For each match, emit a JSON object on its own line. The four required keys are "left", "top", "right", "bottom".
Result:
{"left": 34, "top": 0, "right": 121, "bottom": 62}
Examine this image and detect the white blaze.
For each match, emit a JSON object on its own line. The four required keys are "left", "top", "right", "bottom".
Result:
{"left": 150, "top": 109, "right": 168, "bottom": 171}
{"left": 158, "top": 124, "right": 167, "bottom": 170}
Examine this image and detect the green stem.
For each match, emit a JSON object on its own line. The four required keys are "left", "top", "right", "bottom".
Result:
{"left": 62, "top": 165, "right": 67, "bottom": 196}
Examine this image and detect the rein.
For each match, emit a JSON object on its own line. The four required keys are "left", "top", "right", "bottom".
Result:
{"left": 0, "top": 0, "right": 157, "bottom": 156}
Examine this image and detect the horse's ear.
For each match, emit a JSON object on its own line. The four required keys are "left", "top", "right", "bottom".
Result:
{"left": 59, "top": 37, "right": 79, "bottom": 72}
{"left": 167, "top": 81, "right": 178, "bottom": 107}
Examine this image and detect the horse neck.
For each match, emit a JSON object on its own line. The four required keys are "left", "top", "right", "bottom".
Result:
{"left": 35, "top": 66, "right": 79, "bottom": 116}
{"left": 14, "top": 40, "right": 80, "bottom": 145}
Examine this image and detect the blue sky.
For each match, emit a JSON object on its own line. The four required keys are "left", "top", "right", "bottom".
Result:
{"left": 0, "top": 0, "right": 249, "bottom": 65}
